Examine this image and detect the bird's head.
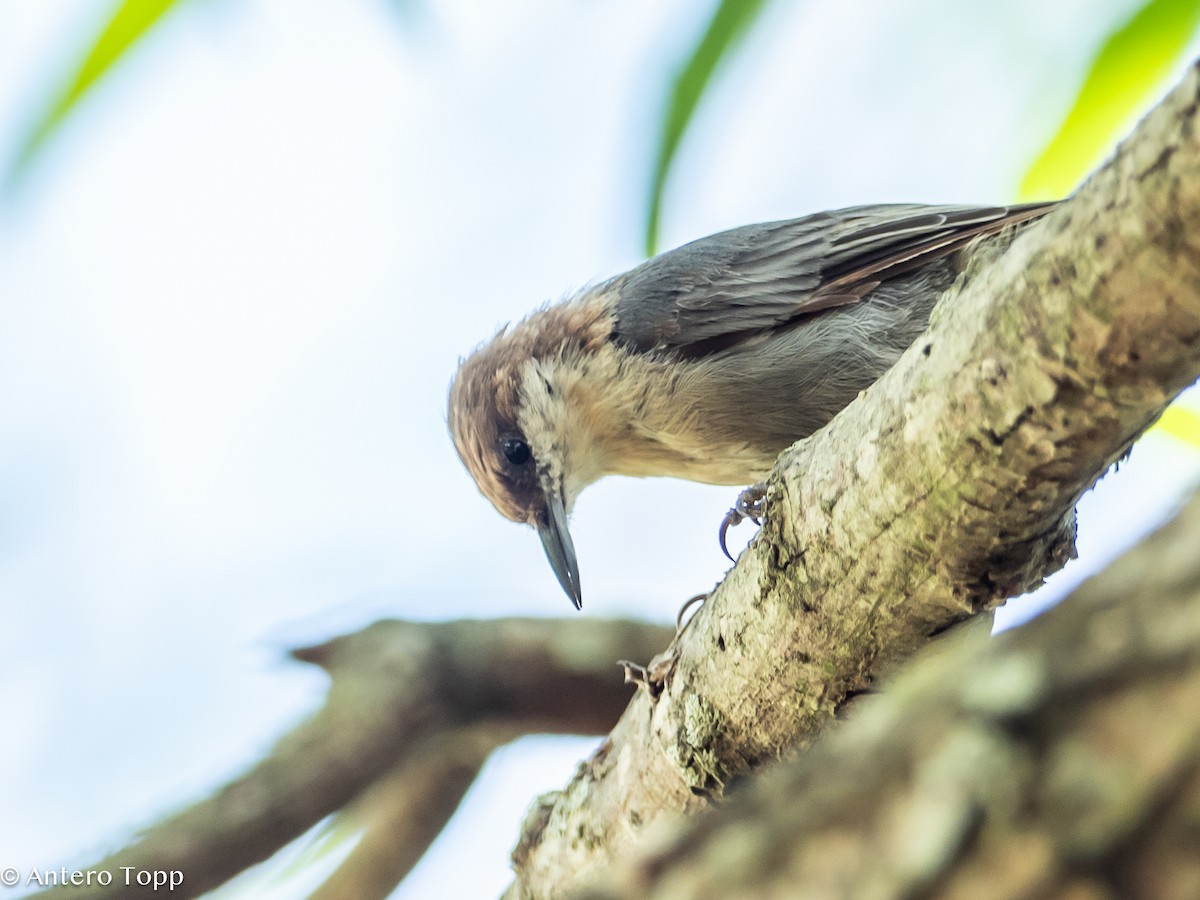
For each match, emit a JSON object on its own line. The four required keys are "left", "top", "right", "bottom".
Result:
{"left": 447, "top": 295, "right": 614, "bottom": 609}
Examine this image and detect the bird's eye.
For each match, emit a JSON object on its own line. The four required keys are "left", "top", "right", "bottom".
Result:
{"left": 502, "top": 437, "right": 531, "bottom": 466}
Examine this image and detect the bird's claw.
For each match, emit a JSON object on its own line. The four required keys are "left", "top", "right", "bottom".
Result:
{"left": 675, "top": 592, "right": 707, "bottom": 634}
{"left": 718, "top": 482, "right": 768, "bottom": 560}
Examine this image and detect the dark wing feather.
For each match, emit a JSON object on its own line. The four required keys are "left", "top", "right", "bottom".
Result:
{"left": 610, "top": 202, "right": 1055, "bottom": 355}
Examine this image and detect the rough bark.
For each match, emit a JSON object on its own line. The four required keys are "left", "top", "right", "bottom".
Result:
{"left": 37, "top": 618, "right": 673, "bottom": 899}
{"left": 586, "top": 488, "right": 1200, "bottom": 900}
{"left": 507, "top": 61, "right": 1200, "bottom": 896}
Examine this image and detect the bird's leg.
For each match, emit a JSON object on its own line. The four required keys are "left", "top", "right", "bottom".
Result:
{"left": 718, "top": 482, "right": 768, "bottom": 560}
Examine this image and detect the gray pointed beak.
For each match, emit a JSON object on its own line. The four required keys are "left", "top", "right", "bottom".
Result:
{"left": 535, "top": 488, "right": 582, "bottom": 610}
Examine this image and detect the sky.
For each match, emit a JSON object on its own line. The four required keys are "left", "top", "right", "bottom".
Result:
{"left": 1, "top": 0, "right": 1198, "bottom": 897}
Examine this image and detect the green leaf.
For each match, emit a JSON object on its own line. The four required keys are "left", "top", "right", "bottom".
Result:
{"left": 643, "top": 0, "right": 770, "bottom": 256}
{"left": 1157, "top": 403, "right": 1200, "bottom": 450}
{"left": 1019, "top": 0, "right": 1200, "bottom": 200}
{"left": 9, "top": 0, "right": 188, "bottom": 183}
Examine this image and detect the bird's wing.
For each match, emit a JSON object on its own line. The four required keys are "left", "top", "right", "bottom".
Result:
{"left": 610, "top": 202, "right": 1055, "bottom": 356}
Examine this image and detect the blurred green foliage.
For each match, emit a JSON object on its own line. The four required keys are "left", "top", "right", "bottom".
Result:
{"left": 644, "top": 0, "right": 1200, "bottom": 252}
{"left": 8, "top": 0, "right": 1200, "bottom": 471}
{"left": 10, "top": 0, "right": 187, "bottom": 183}
{"left": 1160, "top": 405, "right": 1200, "bottom": 449}
{"left": 13, "top": 0, "right": 1200, "bottom": 240}
{"left": 1013, "top": 0, "right": 1200, "bottom": 452}
{"left": 643, "top": 0, "right": 769, "bottom": 256}
{"left": 1020, "top": 0, "right": 1200, "bottom": 200}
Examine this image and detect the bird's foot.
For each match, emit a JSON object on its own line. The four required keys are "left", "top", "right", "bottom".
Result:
{"left": 718, "top": 482, "right": 768, "bottom": 560}
{"left": 620, "top": 593, "right": 709, "bottom": 699}
{"left": 619, "top": 654, "right": 675, "bottom": 698}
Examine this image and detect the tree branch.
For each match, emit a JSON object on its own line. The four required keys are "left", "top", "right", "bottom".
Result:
{"left": 587, "top": 488, "right": 1200, "bottom": 898}
{"left": 508, "top": 60, "right": 1200, "bottom": 896}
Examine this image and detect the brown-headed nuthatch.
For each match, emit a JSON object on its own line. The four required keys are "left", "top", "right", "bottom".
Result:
{"left": 448, "top": 202, "right": 1054, "bottom": 608}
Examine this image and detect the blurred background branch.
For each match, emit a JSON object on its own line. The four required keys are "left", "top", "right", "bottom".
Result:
{"left": 38, "top": 618, "right": 673, "bottom": 899}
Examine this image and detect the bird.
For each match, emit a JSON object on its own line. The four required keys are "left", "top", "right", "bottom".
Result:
{"left": 447, "top": 202, "right": 1055, "bottom": 609}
